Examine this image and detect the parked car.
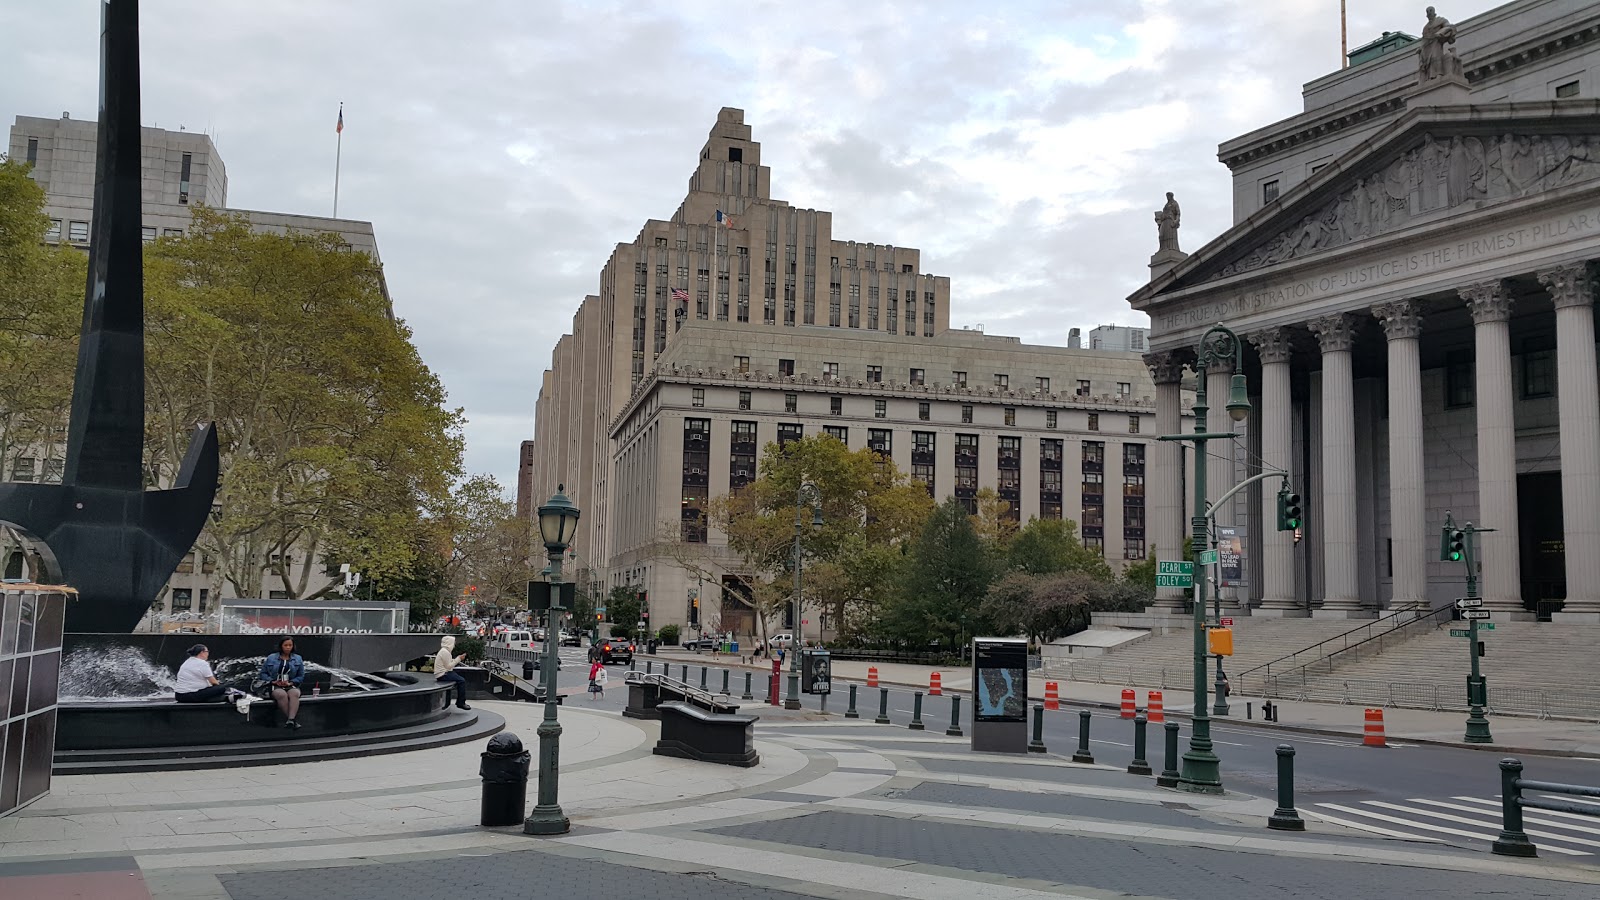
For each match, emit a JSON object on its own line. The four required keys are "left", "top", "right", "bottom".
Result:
{"left": 595, "top": 639, "right": 634, "bottom": 664}
{"left": 559, "top": 630, "right": 583, "bottom": 647}
{"left": 682, "top": 636, "right": 717, "bottom": 651}
{"left": 766, "top": 633, "right": 795, "bottom": 650}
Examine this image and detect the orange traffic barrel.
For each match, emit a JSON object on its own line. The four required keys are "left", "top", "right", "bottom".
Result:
{"left": 1121, "top": 688, "right": 1136, "bottom": 719}
{"left": 1363, "top": 708, "right": 1388, "bottom": 748}
{"left": 929, "top": 671, "right": 943, "bottom": 696}
{"left": 1147, "top": 691, "right": 1164, "bottom": 723}
{"left": 867, "top": 666, "right": 878, "bottom": 688}
{"left": 1044, "top": 681, "right": 1060, "bottom": 711}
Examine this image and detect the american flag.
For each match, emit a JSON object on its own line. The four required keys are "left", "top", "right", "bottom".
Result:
{"left": 671, "top": 288, "right": 690, "bottom": 303}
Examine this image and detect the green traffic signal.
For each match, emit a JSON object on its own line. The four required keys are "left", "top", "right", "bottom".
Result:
{"left": 1276, "top": 489, "right": 1303, "bottom": 532}
{"left": 1441, "top": 527, "right": 1465, "bottom": 561}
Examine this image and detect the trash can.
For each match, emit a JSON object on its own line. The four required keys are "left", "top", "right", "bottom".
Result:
{"left": 479, "top": 733, "right": 531, "bottom": 826}
{"left": 729, "top": 641, "right": 739, "bottom": 654}
{"left": 522, "top": 660, "right": 535, "bottom": 681}
{"left": 648, "top": 639, "right": 658, "bottom": 655}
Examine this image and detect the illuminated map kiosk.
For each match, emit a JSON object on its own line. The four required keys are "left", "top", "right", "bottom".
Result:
{"left": 971, "top": 637, "right": 1028, "bottom": 753}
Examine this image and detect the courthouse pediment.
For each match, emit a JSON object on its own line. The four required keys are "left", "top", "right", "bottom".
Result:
{"left": 1136, "top": 107, "right": 1600, "bottom": 304}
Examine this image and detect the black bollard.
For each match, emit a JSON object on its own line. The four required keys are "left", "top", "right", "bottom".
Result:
{"left": 846, "top": 684, "right": 860, "bottom": 719}
{"left": 721, "top": 668, "right": 729, "bottom": 694}
{"left": 645, "top": 661, "right": 653, "bottom": 675}
{"left": 700, "top": 666, "right": 708, "bottom": 690}
{"left": 682, "top": 664, "right": 689, "bottom": 682}
{"left": 1028, "top": 704, "right": 1046, "bottom": 753}
{"left": 1072, "top": 709, "right": 1095, "bottom": 764}
{"left": 1267, "top": 744, "right": 1306, "bottom": 830}
{"left": 1128, "top": 713, "right": 1152, "bottom": 775}
{"left": 875, "top": 687, "right": 891, "bottom": 724}
{"left": 1492, "top": 758, "right": 1538, "bottom": 857}
{"left": 629, "top": 656, "right": 636, "bottom": 671}
{"left": 909, "top": 692, "right": 925, "bottom": 730}
{"left": 946, "top": 695, "right": 963, "bottom": 737}
{"left": 741, "top": 671, "right": 754, "bottom": 700}
{"left": 1156, "top": 721, "right": 1182, "bottom": 788}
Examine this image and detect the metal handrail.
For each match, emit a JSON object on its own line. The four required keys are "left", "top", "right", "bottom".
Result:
{"left": 623, "top": 670, "right": 734, "bottom": 711}
{"left": 1236, "top": 601, "right": 1432, "bottom": 680}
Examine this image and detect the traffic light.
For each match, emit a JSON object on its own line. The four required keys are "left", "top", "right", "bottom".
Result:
{"left": 595, "top": 613, "right": 603, "bottom": 622}
{"left": 1441, "top": 527, "right": 1465, "bottom": 561}
{"left": 1276, "top": 488, "right": 1303, "bottom": 532}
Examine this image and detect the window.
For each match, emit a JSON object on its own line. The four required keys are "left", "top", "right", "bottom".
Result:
{"left": 910, "top": 368, "right": 925, "bottom": 385}
{"left": 902, "top": 264, "right": 913, "bottom": 273}
{"left": 824, "top": 362, "right": 839, "bottom": 378}
{"left": 1128, "top": 416, "right": 1140, "bottom": 433}
{"left": 825, "top": 425, "right": 848, "bottom": 443}
{"left": 735, "top": 356, "right": 749, "bottom": 373}
{"left": 918, "top": 402, "right": 930, "bottom": 421}
{"left": 729, "top": 146, "right": 743, "bottom": 162}
{"left": 875, "top": 399, "right": 887, "bottom": 418}
{"left": 25, "top": 137, "right": 38, "bottom": 165}
{"left": 1556, "top": 80, "right": 1581, "bottom": 99}
{"left": 198, "top": 588, "right": 211, "bottom": 613}
{"left": 1446, "top": 350, "right": 1475, "bottom": 408}
{"left": 953, "top": 371, "right": 967, "bottom": 387}
{"left": 1076, "top": 379, "right": 1091, "bottom": 397}
{"left": 994, "top": 373, "right": 1009, "bottom": 389}
{"left": 739, "top": 390, "right": 752, "bottom": 410}
{"left": 1088, "top": 413, "right": 1099, "bottom": 431}
{"left": 1036, "top": 377, "right": 1050, "bottom": 393}
{"left": 778, "top": 423, "right": 803, "bottom": 446}
{"left": 869, "top": 429, "right": 891, "bottom": 456}
{"left": 1046, "top": 410, "right": 1057, "bottom": 429}
{"left": 785, "top": 393, "right": 798, "bottom": 413}
{"left": 269, "top": 591, "right": 290, "bottom": 600}
{"left": 866, "top": 365, "right": 882, "bottom": 383}
{"left": 141, "top": 226, "right": 156, "bottom": 242}
{"left": 830, "top": 396, "right": 843, "bottom": 415}
{"left": 656, "top": 237, "right": 668, "bottom": 247}
{"left": 179, "top": 152, "right": 192, "bottom": 203}
{"left": 961, "top": 405, "right": 973, "bottom": 424}
{"left": 42, "top": 459, "right": 63, "bottom": 482}
{"left": 1004, "top": 408, "right": 1016, "bottom": 426}
{"left": 11, "top": 457, "right": 36, "bottom": 483}
{"left": 163, "top": 228, "right": 183, "bottom": 237}
{"left": 1523, "top": 349, "right": 1554, "bottom": 398}
{"left": 45, "top": 220, "right": 61, "bottom": 241}
{"left": 692, "top": 388, "right": 705, "bottom": 407}
{"left": 779, "top": 358, "right": 795, "bottom": 377}
{"left": 1262, "top": 179, "right": 1280, "bottom": 204}
{"left": 1117, "top": 382, "right": 1131, "bottom": 399}
{"left": 831, "top": 256, "right": 839, "bottom": 267}
{"left": 170, "top": 588, "right": 193, "bottom": 611}
{"left": 68, "top": 220, "right": 89, "bottom": 242}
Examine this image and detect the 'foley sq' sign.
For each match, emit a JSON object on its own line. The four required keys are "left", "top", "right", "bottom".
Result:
{"left": 1156, "top": 560, "right": 1193, "bottom": 589}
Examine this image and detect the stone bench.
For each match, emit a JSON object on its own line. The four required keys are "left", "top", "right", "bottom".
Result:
{"left": 624, "top": 679, "right": 738, "bottom": 720}
{"left": 652, "top": 701, "right": 759, "bottom": 767}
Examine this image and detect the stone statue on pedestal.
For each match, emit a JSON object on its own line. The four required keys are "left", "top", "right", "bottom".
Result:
{"left": 1155, "top": 192, "right": 1181, "bottom": 252}
{"left": 1419, "top": 6, "right": 1465, "bottom": 82}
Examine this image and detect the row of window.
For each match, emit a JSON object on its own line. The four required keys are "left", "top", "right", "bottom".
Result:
{"left": 731, "top": 357, "right": 1131, "bottom": 397}
{"left": 5, "top": 457, "right": 64, "bottom": 482}
{"left": 44, "top": 219, "right": 185, "bottom": 243}
{"left": 694, "top": 388, "right": 1143, "bottom": 433}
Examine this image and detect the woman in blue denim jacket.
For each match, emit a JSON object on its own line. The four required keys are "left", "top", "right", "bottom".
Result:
{"left": 257, "top": 637, "right": 306, "bottom": 729}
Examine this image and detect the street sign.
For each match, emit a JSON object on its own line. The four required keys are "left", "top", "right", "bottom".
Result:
{"left": 1462, "top": 610, "right": 1491, "bottom": 620}
{"left": 1219, "top": 617, "right": 1234, "bottom": 626}
{"left": 1480, "top": 622, "right": 1496, "bottom": 630}
{"left": 1449, "top": 628, "right": 1470, "bottom": 637}
{"left": 1455, "top": 597, "right": 1484, "bottom": 609}
{"left": 1197, "top": 549, "right": 1219, "bottom": 566}
{"left": 1156, "top": 573, "right": 1193, "bottom": 588}
{"left": 1157, "top": 561, "right": 1193, "bottom": 575}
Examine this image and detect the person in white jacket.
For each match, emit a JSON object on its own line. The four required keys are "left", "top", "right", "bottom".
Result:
{"left": 435, "top": 635, "right": 470, "bottom": 710}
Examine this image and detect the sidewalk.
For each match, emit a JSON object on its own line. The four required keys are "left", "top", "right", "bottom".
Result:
{"left": 649, "top": 648, "right": 1600, "bottom": 756}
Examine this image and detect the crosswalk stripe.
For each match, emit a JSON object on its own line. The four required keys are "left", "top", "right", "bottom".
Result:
{"left": 1311, "top": 802, "right": 1589, "bottom": 854}
{"left": 1441, "top": 797, "right": 1600, "bottom": 834}
{"left": 1301, "top": 807, "right": 1444, "bottom": 842}
{"left": 1557, "top": 795, "right": 1600, "bottom": 809}
{"left": 1368, "top": 800, "right": 1600, "bottom": 849}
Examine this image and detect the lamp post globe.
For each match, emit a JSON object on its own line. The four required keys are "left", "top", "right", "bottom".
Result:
{"left": 526, "top": 484, "right": 581, "bottom": 836}
{"left": 538, "top": 485, "right": 580, "bottom": 552}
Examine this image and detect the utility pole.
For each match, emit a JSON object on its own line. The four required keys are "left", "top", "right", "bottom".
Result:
{"left": 1443, "top": 510, "right": 1494, "bottom": 744}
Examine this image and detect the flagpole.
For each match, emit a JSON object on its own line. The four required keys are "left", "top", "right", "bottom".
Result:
{"left": 333, "top": 101, "right": 343, "bottom": 217}
{"left": 1340, "top": 0, "right": 1348, "bottom": 68}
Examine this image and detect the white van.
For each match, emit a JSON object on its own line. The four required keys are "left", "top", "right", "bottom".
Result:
{"left": 496, "top": 630, "right": 535, "bottom": 651}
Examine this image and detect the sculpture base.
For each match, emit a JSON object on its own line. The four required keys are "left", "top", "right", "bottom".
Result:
{"left": 1149, "top": 249, "right": 1189, "bottom": 280}
{"left": 1409, "top": 75, "right": 1469, "bottom": 109}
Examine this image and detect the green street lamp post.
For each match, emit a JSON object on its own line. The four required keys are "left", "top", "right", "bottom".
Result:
{"left": 1158, "top": 323, "right": 1252, "bottom": 795}
{"left": 787, "top": 481, "right": 822, "bottom": 710}
{"left": 1442, "top": 511, "right": 1494, "bottom": 744}
{"left": 525, "top": 484, "right": 581, "bottom": 836}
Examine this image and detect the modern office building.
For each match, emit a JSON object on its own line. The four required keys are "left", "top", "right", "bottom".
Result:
{"left": 1129, "top": 0, "right": 1600, "bottom": 623}
{"left": 5, "top": 113, "right": 390, "bottom": 618}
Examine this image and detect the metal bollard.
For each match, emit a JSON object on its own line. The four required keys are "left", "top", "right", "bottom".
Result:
{"left": 682, "top": 664, "right": 690, "bottom": 682}
{"left": 721, "top": 668, "right": 729, "bottom": 694}
{"left": 1128, "top": 713, "right": 1152, "bottom": 775}
{"left": 645, "top": 661, "right": 654, "bottom": 675}
{"left": 1028, "top": 704, "right": 1046, "bottom": 753}
{"left": 701, "top": 666, "right": 708, "bottom": 690}
{"left": 1071, "top": 709, "right": 1095, "bottom": 764}
{"left": 741, "top": 671, "right": 754, "bottom": 700}
{"left": 629, "top": 656, "right": 636, "bottom": 671}
{"left": 1492, "top": 758, "right": 1538, "bottom": 857}
{"left": 946, "top": 695, "right": 963, "bottom": 737}
{"left": 1245, "top": 700, "right": 1251, "bottom": 720}
{"left": 1156, "top": 721, "right": 1181, "bottom": 788}
{"left": 876, "top": 687, "right": 891, "bottom": 724}
{"left": 846, "top": 684, "right": 860, "bottom": 719}
{"left": 1267, "top": 744, "right": 1305, "bottom": 830}
{"left": 909, "top": 692, "right": 925, "bottom": 730}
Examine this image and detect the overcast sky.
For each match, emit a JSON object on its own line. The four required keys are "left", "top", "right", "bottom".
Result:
{"left": 4, "top": 0, "right": 1504, "bottom": 490}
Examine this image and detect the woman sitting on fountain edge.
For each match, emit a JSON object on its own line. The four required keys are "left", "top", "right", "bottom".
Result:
{"left": 255, "top": 637, "right": 307, "bottom": 729}
{"left": 174, "top": 644, "right": 247, "bottom": 704}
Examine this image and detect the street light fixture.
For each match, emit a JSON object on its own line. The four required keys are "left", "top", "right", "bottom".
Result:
{"left": 1157, "top": 323, "right": 1250, "bottom": 795}
{"left": 525, "top": 484, "right": 580, "bottom": 836}
{"left": 787, "top": 480, "right": 822, "bottom": 710}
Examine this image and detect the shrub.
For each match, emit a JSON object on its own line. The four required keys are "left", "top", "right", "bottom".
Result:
{"left": 609, "top": 624, "right": 631, "bottom": 638}
{"left": 453, "top": 635, "right": 487, "bottom": 664}
{"left": 656, "top": 624, "right": 680, "bottom": 645}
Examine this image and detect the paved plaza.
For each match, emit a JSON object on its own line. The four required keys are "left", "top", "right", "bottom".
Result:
{"left": 3, "top": 692, "right": 1598, "bottom": 900}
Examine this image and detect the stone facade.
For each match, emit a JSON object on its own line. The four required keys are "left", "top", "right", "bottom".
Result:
{"left": 1130, "top": 0, "right": 1600, "bottom": 623}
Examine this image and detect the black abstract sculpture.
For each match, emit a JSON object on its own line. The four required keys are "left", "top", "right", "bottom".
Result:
{"left": 0, "top": 0, "right": 220, "bottom": 633}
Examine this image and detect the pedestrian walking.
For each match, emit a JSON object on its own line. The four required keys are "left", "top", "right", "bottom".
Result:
{"left": 588, "top": 661, "right": 607, "bottom": 699}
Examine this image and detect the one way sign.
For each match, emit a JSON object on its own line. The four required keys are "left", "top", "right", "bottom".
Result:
{"left": 1455, "top": 597, "right": 1483, "bottom": 609}
{"left": 1462, "top": 609, "right": 1492, "bottom": 620}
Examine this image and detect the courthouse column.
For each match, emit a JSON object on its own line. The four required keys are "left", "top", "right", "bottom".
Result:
{"left": 1206, "top": 368, "right": 1241, "bottom": 609}
{"left": 1539, "top": 264, "right": 1600, "bottom": 620}
{"left": 1373, "top": 300, "right": 1427, "bottom": 609}
{"left": 1308, "top": 314, "right": 1364, "bottom": 616}
{"left": 1144, "top": 351, "right": 1188, "bottom": 612}
{"left": 1248, "top": 327, "right": 1302, "bottom": 615}
{"left": 1459, "top": 280, "right": 1524, "bottom": 616}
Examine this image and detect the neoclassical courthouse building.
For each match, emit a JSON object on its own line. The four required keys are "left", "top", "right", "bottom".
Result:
{"left": 1131, "top": 0, "right": 1600, "bottom": 623}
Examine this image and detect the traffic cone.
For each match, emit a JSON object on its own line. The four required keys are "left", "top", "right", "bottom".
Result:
{"left": 1147, "top": 690, "right": 1164, "bottom": 724}
{"left": 867, "top": 666, "right": 879, "bottom": 688}
{"left": 1121, "top": 688, "right": 1136, "bottom": 719}
{"left": 1363, "top": 708, "right": 1388, "bottom": 748}
{"left": 929, "top": 671, "right": 943, "bottom": 696}
{"left": 1044, "top": 681, "right": 1060, "bottom": 711}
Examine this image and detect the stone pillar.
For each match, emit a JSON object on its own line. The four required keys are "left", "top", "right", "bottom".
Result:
{"left": 1373, "top": 300, "right": 1427, "bottom": 610}
{"left": 1145, "top": 351, "right": 1188, "bottom": 613}
{"left": 1248, "top": 328, "right": 1302, "bottom": 616}
{"left": 1206, "top": 368, "right": 1241, "bottom": 609}
{"left": 1460, "top": 280, "right": 1525, "bottom": 617}
{"left": 1539, "top": 264, "right": 1600, "bottom": 621}
{"left": 1308, "top": 314, "right": 1364, "bottom": 616}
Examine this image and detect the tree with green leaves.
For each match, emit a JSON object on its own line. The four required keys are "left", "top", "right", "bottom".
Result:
{"left": 1006, "top": 517, "right": 1114, "bottom": 580}
{"left": 877, "top": 498, "right": 993, "bottom": 649}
